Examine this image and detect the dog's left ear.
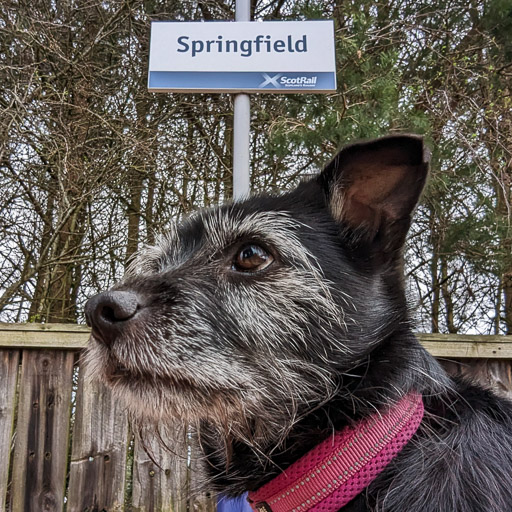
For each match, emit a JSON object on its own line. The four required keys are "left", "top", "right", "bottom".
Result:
{"left": 318, "top": 135, "right": 429, "bottom": 256}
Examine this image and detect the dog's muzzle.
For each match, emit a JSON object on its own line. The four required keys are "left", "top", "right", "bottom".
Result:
{"left": 85, "top": 290, "right": 141, "bottom": 346}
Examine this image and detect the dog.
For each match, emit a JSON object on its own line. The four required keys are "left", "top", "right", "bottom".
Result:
{"left": 85, "top": 135, "right": 512, "bottom": 512}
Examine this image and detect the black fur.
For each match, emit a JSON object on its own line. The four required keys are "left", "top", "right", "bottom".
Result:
{"left": 86, "top": 135, "right": 512, "bottom": 512}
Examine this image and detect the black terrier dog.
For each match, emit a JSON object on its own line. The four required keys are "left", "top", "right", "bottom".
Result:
{"left": 85, "top": 135, "right": 512, "bottom": 511}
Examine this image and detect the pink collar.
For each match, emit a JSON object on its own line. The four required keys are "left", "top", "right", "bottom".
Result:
{"left": 248, "top": 393, "right": 424, "bottom": 512}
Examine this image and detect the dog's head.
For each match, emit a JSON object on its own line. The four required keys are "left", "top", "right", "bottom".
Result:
{"left": 85, "top": 135, "right": 430, "bottom": 451}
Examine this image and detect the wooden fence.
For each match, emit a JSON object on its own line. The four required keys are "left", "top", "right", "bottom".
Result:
{"left": 1, "top": 323, "right": 511, "bottom": 512}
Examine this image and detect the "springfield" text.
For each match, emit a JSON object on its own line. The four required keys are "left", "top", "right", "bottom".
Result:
{"left": 177, "top": 34, "right": 308, "bottom": 58}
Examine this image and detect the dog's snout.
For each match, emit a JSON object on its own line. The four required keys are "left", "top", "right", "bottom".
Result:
{"left": 85, "top": 290, "right": 140, "bottom": 345}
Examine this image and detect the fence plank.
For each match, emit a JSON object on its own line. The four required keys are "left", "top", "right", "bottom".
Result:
{"left": 132, "top": 426, "right": 189, "bottom": 512}
{"left": 0, "top": 349, "right": 20, "bottom": 512}
{"left": 0, "top": 323, "right": 89, "bottom": 350}
{"left": 10, "top": 350, "right": 74, "bottom": 512}
{"left": 67, "top": 360, "right": 130, "bottom": 512}
{"left": 0, "top": 323, "right": 90, "bottom": 332}
{"left": 189, "top": 438, "right": 217, "bottom": 512}
{"left": 441, "top": 359, "right": 512, "bottom": 400}
{"left": 419, "top": 333, "right": 512, "bottom": 358}
{"left": 2, "top": 324, "right": 512, "bottom": 358}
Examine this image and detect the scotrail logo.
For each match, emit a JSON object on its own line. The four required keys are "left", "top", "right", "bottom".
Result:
{"left": 259, "top": 73, "right": 318, "bottom": 89}
{"left": 259, "top": 73, "right": 282, "bottom": 88}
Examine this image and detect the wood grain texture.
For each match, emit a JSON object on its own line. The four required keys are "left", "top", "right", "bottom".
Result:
{"left": 0, "top": 349, "right": 20, "bottom": 512}
{"left": 189, "top": 436, "right": 217, "bottom": 512}
{"left": 420, "top": 340, "right": 512, "bottom": 358}
{"left": 0, "top": 323, "right": 90, "bottom": 332}
{"left": 420, "top": 333, "right": 512, "bottom": 343}
{"left": 419, "top": 333, "right": 512, "bottom": 358}
{"left": 10, "top": 350, "right": 75, "bottom": 512}
{"left": 67, "top": 359, "right": 130, "bottom": 512}
{"left": 2, "top": 324, "right": 512, "bottom": 359}
{"left": 441, "top": 359, "right": 512, "bottom": 400}
{"left": 132, "top": 426, "right": 189, "bottom": 512}
{"left": 0, "top": 323, "right": 89, "bottom": 349}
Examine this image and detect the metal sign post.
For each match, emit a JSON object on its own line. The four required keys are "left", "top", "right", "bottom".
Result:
{"left": 232, "top": 0, "right": 251, "bottom": 200}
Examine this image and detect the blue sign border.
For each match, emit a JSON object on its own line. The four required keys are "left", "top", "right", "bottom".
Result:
{"left": 148, "top": 71, "right": 336, "bottom": 93}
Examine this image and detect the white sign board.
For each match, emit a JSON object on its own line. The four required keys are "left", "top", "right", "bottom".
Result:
{"left": 148, "top": 20, "right": 336, "bottom": 93}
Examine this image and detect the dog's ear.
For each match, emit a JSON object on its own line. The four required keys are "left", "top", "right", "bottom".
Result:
{"left": 318, "top": 135, "right": 429, "bottom": 256}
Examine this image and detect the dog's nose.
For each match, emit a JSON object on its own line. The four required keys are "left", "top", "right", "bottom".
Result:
{"left": 85, "top": 290, "right": 140, "bottom": 346}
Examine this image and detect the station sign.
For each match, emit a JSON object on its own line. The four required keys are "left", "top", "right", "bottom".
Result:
{"left": 148, "top": 20, "right": 336, "bottom": 93}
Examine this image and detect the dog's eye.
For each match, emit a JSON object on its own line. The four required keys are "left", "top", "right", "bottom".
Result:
{"left": 233, "top": 245, "right": 274, "bottom": 272}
